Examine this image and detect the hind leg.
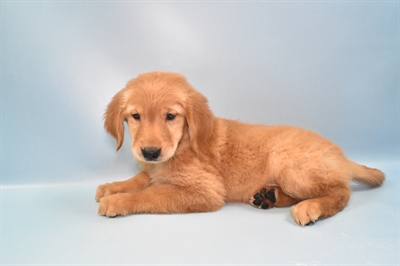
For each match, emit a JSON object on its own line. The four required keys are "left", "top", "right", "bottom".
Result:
{"left": 291, "top": 185, "right": 351, "bottom": 226}
{"left": 250, "top": 186, "right": 300, "bottom": 209}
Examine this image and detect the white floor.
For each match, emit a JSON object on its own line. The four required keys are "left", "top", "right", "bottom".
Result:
{"left": 1, "top": 162, "right": 398, "bottom": 265}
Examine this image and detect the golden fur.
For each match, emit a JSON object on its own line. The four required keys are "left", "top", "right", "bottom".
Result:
{"left": 96, "top": 71, "right": 384, "bottom": 226}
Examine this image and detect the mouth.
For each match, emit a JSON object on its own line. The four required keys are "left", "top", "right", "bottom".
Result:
{"left": 134, "top": 154, "right": 162, "bottom": 164}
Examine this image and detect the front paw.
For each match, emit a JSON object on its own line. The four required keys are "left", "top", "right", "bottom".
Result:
{"left": 98, "top": 194, "right": 132, "bottom": 217}
{"left": 95, "top": 183, "right": 118, "bottom": 202}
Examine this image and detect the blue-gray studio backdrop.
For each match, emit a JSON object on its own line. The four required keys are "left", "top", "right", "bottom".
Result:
{"left": 2, "top": 1, "right": 398, "bottom": 186}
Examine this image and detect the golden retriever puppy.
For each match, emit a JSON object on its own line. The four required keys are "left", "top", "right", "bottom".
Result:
{"left": 96, "top": 71, "right": 384, "bottom": 226}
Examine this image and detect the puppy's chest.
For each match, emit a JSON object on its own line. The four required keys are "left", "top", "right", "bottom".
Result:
{"left": 149, "top": 171, "right": 170, "bottom": 186}
{"left": 148, "top": 167, "right": 183, "bottom": 186}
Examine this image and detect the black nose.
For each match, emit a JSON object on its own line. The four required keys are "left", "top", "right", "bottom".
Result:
{"left": 141, "top": 147, "right": 161, "bottom": 161}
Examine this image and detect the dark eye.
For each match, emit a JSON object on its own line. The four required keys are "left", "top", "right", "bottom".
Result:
{"left": 166, "top": 113, "right": 176, "bottom": 121}
{"left": 132, "top": 113, "right": 140, "bottom": 120}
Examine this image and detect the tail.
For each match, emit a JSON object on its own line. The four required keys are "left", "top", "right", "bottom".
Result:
{"left": 350, "top": 161, "right": 385, "bottom": 186}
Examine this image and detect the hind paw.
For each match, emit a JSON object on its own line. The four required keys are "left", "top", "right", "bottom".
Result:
{"left": 250, "top": 186, "right": 300, "bottom": 210}
{"left": 250, "top": 188, "right": 277, "bottom": 209}
{"left": 291, "top": 200, "right": 321, "bottom": 226}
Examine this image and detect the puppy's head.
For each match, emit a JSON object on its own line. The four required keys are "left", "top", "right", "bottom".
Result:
{"left": 104, "top": 72, "right": 214, "bottom": 163}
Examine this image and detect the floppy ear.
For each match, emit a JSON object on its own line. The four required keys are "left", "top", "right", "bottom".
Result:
{"left": 185, "top": 89, "right": 215, "bottom": 154}
{"left": 104, "top": 90, "right": 126, "bottom": 151}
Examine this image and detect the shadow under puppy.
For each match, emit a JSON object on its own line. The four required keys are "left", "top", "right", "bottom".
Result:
{"left": 96, "top": 71, "right": 384, "bottom": 226}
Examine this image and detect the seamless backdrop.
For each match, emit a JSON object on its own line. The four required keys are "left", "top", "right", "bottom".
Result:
{"left": 2, "top": 1, "right": 398, "bottom": 185}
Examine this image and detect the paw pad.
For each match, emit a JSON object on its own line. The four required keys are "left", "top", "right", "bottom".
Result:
{"left": 250, "top": 188, "right": 277, "bottom": 209}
